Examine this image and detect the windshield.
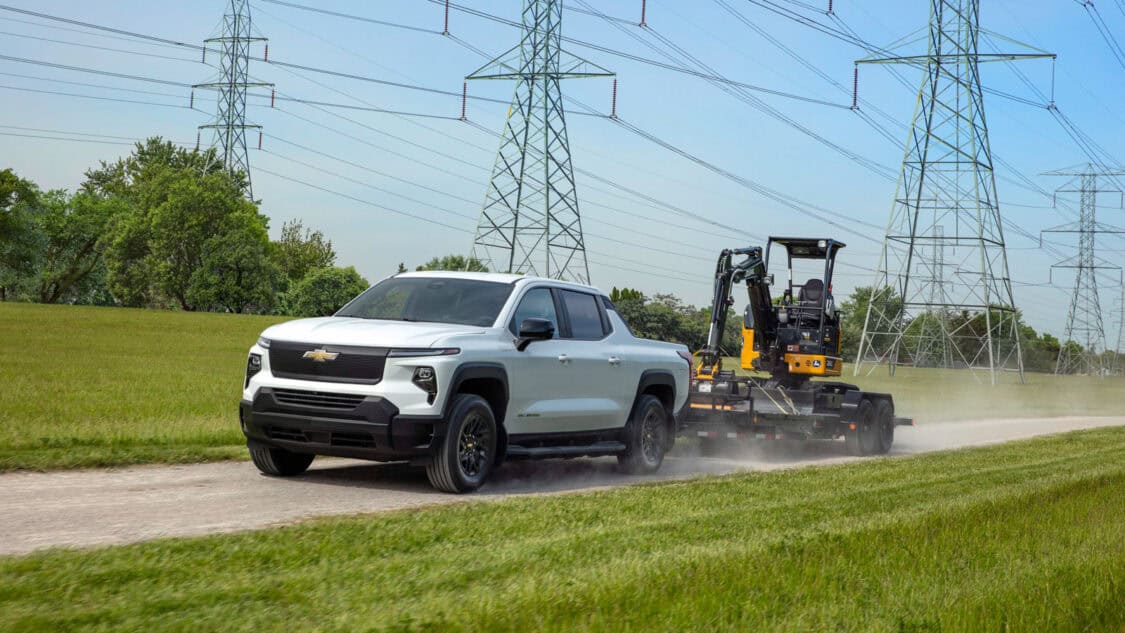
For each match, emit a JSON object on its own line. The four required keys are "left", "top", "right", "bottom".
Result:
{"left": 336, "top": 277, "right": 514, "bottom": 327}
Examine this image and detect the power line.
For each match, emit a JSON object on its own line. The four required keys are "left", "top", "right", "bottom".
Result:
{"left": 260, "top": 0, "right": 850, "bottom": 108}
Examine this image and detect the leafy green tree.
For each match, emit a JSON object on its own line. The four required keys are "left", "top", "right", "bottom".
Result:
{"left": 186, "top": 210, "right": 283, "bottom": 314}
{"left": 285, "top": 266, "right": 369, "bottom": 317}
{"left": 31, "top": 192, "right": 126, "bottom": 304}
{"left": 271, "top": 219, "right": 336, "bottom": 284}
{"left": 103, "top": 207, "right": 158, "bottom": 307}
{"left": 0, "top": 169, "right": 41, "bottom": 301}
{"left": 97, "top": 139, "right": 263, "bottom": 311}
{"left": 147, "top": 171, "right": 259, "bottom": 310}
{"left": 82, "top": 138, "right": 232, "bottom": 199}
{"left": 415, "top": 254, "right": 488, "bottom": 272}
{"left": 610, "top": 287, "right": 644, "bottom": 303}
{"left": 838, "top": 286, "right": 902, "bottom": 361}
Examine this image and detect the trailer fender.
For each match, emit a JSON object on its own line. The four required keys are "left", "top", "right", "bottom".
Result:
{"left": 840, "top": 389, "right": 863, "bottom": 423}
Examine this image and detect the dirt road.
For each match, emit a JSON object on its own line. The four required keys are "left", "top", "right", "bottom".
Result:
{"left": 2, "top": 416, "right": 1122, "bottom": 556}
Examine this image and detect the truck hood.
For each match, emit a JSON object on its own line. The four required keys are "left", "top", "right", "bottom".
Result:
{"left": 261, "top": 317, "right": 487, "bottom": 348}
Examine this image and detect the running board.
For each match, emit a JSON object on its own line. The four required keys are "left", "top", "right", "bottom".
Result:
{"left": 505, "top": 441, "right": 626, "bottom": 459}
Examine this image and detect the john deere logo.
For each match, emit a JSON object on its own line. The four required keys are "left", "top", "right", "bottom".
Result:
{"left": 302, "top": 348, "right": 339, "bottom": 363}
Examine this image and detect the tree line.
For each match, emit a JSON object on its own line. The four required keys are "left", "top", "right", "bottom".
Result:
{"left": 0, "top": 138, "right": 1101, "bottom": 373}
{"left": 0, "top": 139, "right": 479, "bottom": 317}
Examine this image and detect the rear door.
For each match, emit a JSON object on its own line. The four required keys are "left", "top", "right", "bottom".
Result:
{"left": 554, "top": 289, "right": 633, "bottom": 431}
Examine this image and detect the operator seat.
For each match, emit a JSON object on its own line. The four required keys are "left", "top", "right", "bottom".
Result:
{"left": 797, "top": 278, "right": 827, "bottom": 326}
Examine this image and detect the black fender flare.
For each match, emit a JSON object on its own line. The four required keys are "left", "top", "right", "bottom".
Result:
{"left": 444, "top": 362, "right": 509, "bottom": 419}
{"left": 630, "top": 370, "right": 677, "bottom": 438}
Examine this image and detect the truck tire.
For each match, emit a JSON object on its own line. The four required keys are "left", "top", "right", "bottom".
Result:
{"left": 875, "top": 400, "right": 895, "bottom": 454}
{"left": 618, "top": 395, "right": 668, "bottom": 474}
{"left": 249, "top": 443, "right": 314, "bottom": 476}
{"left": 426, "top": 394, "right": 497, "bottom": 493}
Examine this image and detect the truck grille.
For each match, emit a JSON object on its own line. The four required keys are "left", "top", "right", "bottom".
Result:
{"left": 269, "top": 341, "right": 388, "bottom": 384}
{"left": 273, "top": 388, "right": 365, "bottom": 410}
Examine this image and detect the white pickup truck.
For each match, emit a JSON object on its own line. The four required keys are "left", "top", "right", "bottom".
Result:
{"left": 240, "top": 271, "right": 691, "bottom": 492}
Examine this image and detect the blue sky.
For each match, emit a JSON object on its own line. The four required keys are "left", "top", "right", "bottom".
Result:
{"left": 2, "top": 0, "right": 1124, "bottom": 340}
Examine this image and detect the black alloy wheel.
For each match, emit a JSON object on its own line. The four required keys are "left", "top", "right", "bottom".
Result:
{"left": 457, "top": 411, "right": 492, "bottom": 479}
{"left": 619, "top": 394, "right": 668, "bottom": 474}
{"left": 426, "top": 394, "right": 498, "bottom": 493}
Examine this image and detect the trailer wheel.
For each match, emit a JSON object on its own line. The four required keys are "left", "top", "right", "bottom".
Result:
{"left": 875, "top": 400, "right": 895, "bottom": 454}
{"left": 845, "top": 398, "right": 878, "bottom": 456}
{"left": 859, "top": 399, "right": 881, "bottom": 455}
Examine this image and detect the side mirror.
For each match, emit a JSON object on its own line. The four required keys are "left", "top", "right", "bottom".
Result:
{"left": 516, "top": 318, "right": 555, "bottom": 351}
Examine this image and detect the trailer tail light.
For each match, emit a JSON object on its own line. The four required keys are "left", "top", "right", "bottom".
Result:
{"left": 677, "top": 350, "right": 694, "bottom": 386}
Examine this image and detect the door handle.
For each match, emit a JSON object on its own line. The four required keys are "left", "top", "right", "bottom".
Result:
{"left": 557, "top": 354, "right": 570, "bottom": 364}
{"left": 608, "top": 356, "right": 621, "bottom": 366}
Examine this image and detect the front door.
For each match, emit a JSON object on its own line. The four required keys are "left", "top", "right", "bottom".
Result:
{"left": 504, "top": 287, "right": 581, "bottom": 434}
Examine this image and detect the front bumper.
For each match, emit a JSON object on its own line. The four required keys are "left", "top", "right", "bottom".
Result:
{"left": 240, "top": 387, "right": 445, "bottom": 462}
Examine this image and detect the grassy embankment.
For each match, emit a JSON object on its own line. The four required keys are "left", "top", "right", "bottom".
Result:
{"left": 1, "top": 302, "right": 1122, "bottom": 471}
{"left": 0, "top": 427, "right": 1122, "bottom": 631}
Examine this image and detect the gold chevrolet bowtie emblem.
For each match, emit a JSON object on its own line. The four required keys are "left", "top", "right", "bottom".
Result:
{"left": 302, "top": 348, "right": 339, "bottom": 363}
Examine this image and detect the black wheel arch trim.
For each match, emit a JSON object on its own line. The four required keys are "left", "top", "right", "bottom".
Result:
{"left": 445, "top": 362, "right": 509, "bottom": 420}
{"left": 630, "top": 369, "right": 677, "bottom": 421}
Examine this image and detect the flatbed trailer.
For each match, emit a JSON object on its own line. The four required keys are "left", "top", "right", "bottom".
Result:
{"left": 681, "top": 374, "right": 914, "bottom": 456}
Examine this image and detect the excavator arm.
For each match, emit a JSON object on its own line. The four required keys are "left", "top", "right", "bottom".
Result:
{"left": 698, "top": 247, "right": 775, "bottom": 378}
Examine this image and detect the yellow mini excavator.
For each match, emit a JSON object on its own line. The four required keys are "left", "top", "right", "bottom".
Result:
{"left": 684, "top": 237, "right": 912, "bottom": 456}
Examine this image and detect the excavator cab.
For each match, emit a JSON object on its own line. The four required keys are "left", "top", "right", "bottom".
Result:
{"left": 758, "top": 237, "right": 845, "bottom": 378}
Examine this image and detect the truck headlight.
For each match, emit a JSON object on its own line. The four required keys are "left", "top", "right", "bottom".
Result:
{"left": 412, "top": 366, "right": 438, "bottom": 404}
{"left": 257, "top": 336, "right": 271, "bottom": 349}
{"left": 245, "top": 353, "right": 262, "bottom": 388}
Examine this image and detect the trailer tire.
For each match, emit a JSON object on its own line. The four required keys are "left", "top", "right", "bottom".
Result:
{"left": 844, "top": 398, "right": 879, "bottom": 457}
{"left": 859, "top": 399, "right": 881, "bottom": 455}
{"left": 875, "top": 400, "right": 895, "bottom": 454}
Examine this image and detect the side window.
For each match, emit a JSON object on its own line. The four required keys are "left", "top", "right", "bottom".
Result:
{"left": 602, "top": 296, "right": 632, "bottom": 336}
{"left": 559, "top": 290, "right": 606, "bottom": 340}
{"left": 508, "top": 288, "right": 558, "bottom": 336}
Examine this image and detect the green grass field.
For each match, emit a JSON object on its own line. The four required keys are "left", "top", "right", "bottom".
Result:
{"left": 0, "top": 427, "right": 1121, "bottom": 632}
{"left": 1, "top": 302, "right": 1121, "bottom": 471}
{"left": 0, "top": 302, "right": 286, "bottom": 470}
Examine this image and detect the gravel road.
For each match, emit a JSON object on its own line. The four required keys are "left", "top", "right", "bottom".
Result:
{"left": 2, "top": 416, "right": 1122, "bottom": 556}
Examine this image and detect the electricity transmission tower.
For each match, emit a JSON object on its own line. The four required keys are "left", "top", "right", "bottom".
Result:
{"left": 853, "top": 0, "right": 1052, "bottom": 384}
{"left": 1041, "top": 165, "right": 1125, "bottom": 376}
{"left": 1111, "top": 288, "right": 1125, "bottom": 376}
{"left": 466, "top": 0, "right": 613, "bottom": 282}
{"left": 194, "top": 0, "right": 272, "bottom": 199}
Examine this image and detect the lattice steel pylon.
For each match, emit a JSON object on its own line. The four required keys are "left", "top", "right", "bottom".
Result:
{"left": 1114, "top": 288, "right": 1125, "bottom": 376}
{"left": 1041, "top": 165, "right": 1125, "bottom": 376}
{"left": 853, "top": 0, "right": 1052, "bottom": 384}
{"left": 194, "top": 0, "right": 272, "bottom": 199}
{"left": 466, "top": 0, "right": 613, "bottom": 282}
